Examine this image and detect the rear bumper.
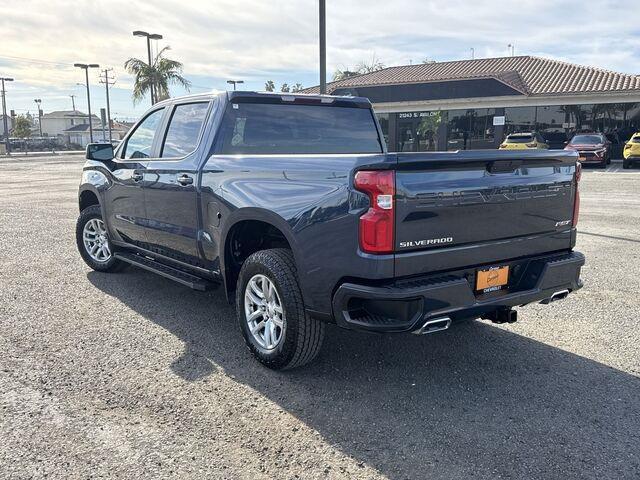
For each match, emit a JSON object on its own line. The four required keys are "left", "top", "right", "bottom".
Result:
{"left": 332, "top": 251, "right": 585, "bottom": 333}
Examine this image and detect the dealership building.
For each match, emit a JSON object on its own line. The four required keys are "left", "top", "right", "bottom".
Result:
{"left": 305, "top": 56, "right": 640, "bottom": 156}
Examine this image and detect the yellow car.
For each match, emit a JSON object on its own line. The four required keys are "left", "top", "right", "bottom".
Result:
{"left": 623, "top": 132, "right": 640, "bottom": 169}
{"left": 499, "top": 132, "right": 549, "bottom": 150}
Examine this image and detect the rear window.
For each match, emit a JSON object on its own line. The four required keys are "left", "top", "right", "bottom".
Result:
{"left": 505, "top": 134, "right": 533, "bottom": 143}
{"left": 570, "top": 135, "right": 604, "bottom": 145}
{"left": 632, "top": 136, "right": 640, "bottom": 144}
{"left": 218, "top": 103, "right": 382, "bottom": 154}
{"left": 543, "top": 132, "right": 567, "bottom": 142}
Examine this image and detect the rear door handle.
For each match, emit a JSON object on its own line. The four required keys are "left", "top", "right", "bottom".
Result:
{"left": 176, "top": 174, "right": 194, "bottom": 186}
{"left": 132, "top": 172, "right": 143, "bottom": 182}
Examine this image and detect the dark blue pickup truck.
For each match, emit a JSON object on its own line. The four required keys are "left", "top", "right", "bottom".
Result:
{"left": 77, "top": 91, "right": 584, "bottom": 369}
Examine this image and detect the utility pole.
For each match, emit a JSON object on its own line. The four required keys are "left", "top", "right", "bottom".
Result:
{"left": 470, "top": 47, "right": 475, "bottom": 60}
{"left": 508, "top": 44, "right": 515, "bottom": 57}
{"left": 69, "top": 94, "right": 76, "bottom": 111}
{"left": 133, "top": 31, "right": 163, "bottom": 105}
{"left": 99, "top": 68, "right": 115, "bottom": 142}
{"left": 1, "top": 77, "right": 14, "bottom": 154}
{"left": 34, "top": 98, "right": 42, "bottom": 137}
{"left": 319, "top": 0, "right": 327, "bottom": 94}
{"left": 74, "top": 63, "right": 99, "bottom": 143}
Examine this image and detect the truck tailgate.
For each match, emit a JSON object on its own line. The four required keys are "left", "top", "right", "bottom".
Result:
{"left": 393, "top": 150, "right": 578, "bottom": 277}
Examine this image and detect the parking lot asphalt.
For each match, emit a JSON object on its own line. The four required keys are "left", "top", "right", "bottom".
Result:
{"left": 0, "top": 155, "right": 639, "bottom": 479}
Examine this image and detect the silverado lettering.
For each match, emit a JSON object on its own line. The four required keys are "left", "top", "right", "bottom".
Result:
{"left": 399, "top": 237, "right": 453, "bottom": 248}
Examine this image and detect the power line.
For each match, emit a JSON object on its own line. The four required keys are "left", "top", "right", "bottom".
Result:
{"left": 0, "top": 54, "right": 74, "bottom": 67}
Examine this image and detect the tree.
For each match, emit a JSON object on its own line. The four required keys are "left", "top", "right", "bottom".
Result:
{"left": 291, "top": 83, "right": 304, "bottom": 93}
{"left": 12, "top": 115, "right": 32, "bottom": 139}
{"left": 356, "top": 56, "right": 385, "bottom": 74}
{"left": 124, "top": 46, "right": 191, "bottom": 104}
{"left": 333, "top": 69, "right": 360, "bottom": 81}
{"left": 333, "top": 56, "right": 385, "bottom": 81}
{"left": 265, "top": 80, "right": 275, "bottom": 92}
{"left": 280, "top": 83, "right": 290, "bottom": 93}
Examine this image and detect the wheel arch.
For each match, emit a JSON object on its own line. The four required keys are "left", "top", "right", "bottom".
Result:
{"left": 78, "top": 186, "right": 101, "bottom": 213}
{"left": 220, "top": 208, "right": 301, "bottom": 301}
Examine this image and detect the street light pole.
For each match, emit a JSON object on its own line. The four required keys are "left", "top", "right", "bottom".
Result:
{"left": 34, "top": 99, "right": 42, "bottom": 137}
{"left": 1, "top": 77, "right": 14, "bottom": 154}
{"left": 74, "top": 63, "right": 99, "bottom": 143}
{"left": 133, "top": 31, "right": 163, "bottom": 105}
{"left": 319, "top": 0, "right": 327, "bottom": 94}
{"left": 226, "top": 80, "right": 244, "bottom": 91}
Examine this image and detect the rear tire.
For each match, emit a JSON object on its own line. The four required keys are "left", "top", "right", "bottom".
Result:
{"left": 76, "top": 205, "right": 128, "bottom": 272}
{"left": 236, "top": 248, "right": 324, "bottom": 370}
{"left": 623, "top": 161, "right": 631, "bottom": 169}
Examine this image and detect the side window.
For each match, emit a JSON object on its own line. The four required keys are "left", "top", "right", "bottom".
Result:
{"left": 123, "top": 108, "right": 165, "bottom": 159}
{"left": 161, "top": 102, "right": 209, "bottom": 158}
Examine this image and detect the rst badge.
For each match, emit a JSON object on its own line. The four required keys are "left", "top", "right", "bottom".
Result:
{"left": 399, "top": 237, "right": 454, "bottom": 249}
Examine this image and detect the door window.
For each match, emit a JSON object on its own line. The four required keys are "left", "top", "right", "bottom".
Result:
{"left": 161, "top": 102, "right": 210, "bottom": 158}
{"left": 122, "top": 108, "right": 165, "bottom": 159}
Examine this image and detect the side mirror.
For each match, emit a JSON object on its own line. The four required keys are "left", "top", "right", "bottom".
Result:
{"left": 86, "top": 142, "right": 114, "bottom": 161}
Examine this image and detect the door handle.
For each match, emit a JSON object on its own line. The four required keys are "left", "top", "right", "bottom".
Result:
{"left": 132, "top": 172, "right": 143, "bottom": 182}
{"left": 176, "top": 174, "right": 194, "bottom": 186}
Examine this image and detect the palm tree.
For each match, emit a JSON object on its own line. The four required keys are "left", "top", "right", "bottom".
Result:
{"left": 124, "top": 46, "right": 191, "bottom": 104}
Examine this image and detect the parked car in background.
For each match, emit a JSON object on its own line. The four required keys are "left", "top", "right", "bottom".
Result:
{"left": 542, "top": 131, "right": 568, "bottom": 150}
{"left": 499, "top": 132, "right": 549, "bottom": 150}
{"left": 623, "top": 132, "right": 640, "bottom": 169}
{"left": 564, "top": 133, "right": 610, "bottom": 168}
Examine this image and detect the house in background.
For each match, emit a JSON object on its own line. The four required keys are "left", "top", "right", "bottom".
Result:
{"left": 64, "top": 119, "right": 131, "bottom": 147}
{"left": 41, "top": 110, "right": 100, "bottom": 143}
{"left": 0, "top": 114, "right": 15, "bottom": 139}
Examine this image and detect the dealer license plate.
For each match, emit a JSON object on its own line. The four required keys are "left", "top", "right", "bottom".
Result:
{"left": 476, "top": 265, "right": 509, "bottom": 292}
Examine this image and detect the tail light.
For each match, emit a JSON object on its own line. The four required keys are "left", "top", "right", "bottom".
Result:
{"left": 354, "top": 170, "right": 395, "bottom": 254}
{"left": 573, "top": 162, "right": 581, "bottom": 227}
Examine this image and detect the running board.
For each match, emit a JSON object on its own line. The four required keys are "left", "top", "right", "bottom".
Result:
{"left": 114, "top": 252, "right": 217, "bottom": 291}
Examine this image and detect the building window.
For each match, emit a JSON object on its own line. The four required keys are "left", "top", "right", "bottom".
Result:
{"left": 447, "top": 109, "right": 495, "bottom": 150}
{"left": 376, "top": 113, "right": 389, "bottom": 149}
{"left": 396, "top": 111, "right": 443, "bottom": 152}
{"left": 504, "top": 106, "right": 537, "bottom": 135}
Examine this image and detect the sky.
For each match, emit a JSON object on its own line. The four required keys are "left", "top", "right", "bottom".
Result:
{"left": 1, "top": 0, "right": 639, "bottom": 121}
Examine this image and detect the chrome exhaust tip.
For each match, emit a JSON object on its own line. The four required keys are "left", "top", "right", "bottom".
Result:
{"left": 412, "top": 317, "right": 452, "bottom": 335}
{"left": 540, "top": 289, "right": 570, "bottom": 304}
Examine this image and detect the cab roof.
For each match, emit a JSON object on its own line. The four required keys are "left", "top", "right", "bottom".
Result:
{"left": 227, "top": 91, "right": 373, "bottom": 108}
{"left": 151, "top": 90, "right": 373, "bottom": 109}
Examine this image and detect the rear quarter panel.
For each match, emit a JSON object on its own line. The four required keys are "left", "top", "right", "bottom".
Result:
{"left": 199, "top": 153, "right": 393, "bottom": 315}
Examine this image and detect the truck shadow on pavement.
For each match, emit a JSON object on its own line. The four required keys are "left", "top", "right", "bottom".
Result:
{"left": 87, "top": 269, "right": 640, "bottom": 479}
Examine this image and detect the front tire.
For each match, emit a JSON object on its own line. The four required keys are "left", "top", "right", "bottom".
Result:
{"left": 623, "top": 160, "right": 631, "bottom": 169}
{"left": 76, "top": 205, "right": 128, "bottom": 272}
{"left": 236, "top": 248, "right": 324, "bottom": 370}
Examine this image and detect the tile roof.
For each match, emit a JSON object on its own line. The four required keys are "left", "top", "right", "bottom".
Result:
{"left": 64, "top": 124, "right": 96, "bottom": 132}
{"left": 43, "top": 110, "right": 100, "bottom": 119}
{"left": 304, "top": 56, "right": 640, "bottom": 97}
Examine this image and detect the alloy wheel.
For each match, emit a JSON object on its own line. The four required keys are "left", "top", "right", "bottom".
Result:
{"left": 83, "top": 218, "right": 112, "bottom": 262}
{"left": 244, "top": 274, "right": 285, "bottom": 350}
